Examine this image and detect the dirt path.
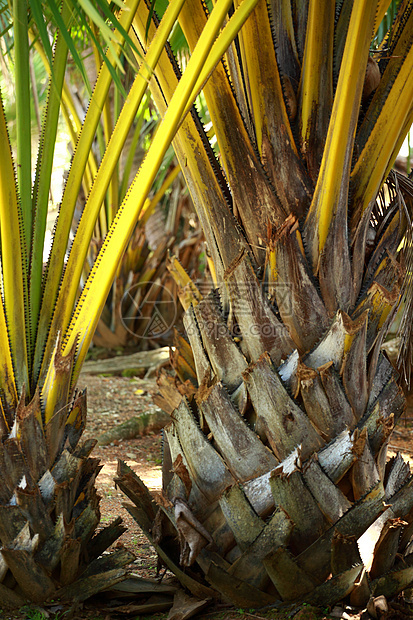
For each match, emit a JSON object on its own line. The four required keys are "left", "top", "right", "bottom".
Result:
{"left": 78, "top": 374, "right": 163, "bottom": 578}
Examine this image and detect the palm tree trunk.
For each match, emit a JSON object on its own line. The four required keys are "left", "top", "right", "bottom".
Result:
{"left": 117, "top": 0, "right": 413, "bottom": 608}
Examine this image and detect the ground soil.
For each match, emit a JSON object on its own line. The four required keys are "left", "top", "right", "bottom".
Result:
{"left": 10, "top": 374, "right": 413, "bottom": 620}
{"left": 79, "top": 373, "right": 164, "bottom": 579}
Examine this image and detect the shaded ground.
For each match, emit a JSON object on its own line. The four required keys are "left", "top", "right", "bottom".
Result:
{"left": 7, "top": 374, "right": 413, "bottom": 619}
{"left": 79, "top": 373, "right": 163, "bottom": 577}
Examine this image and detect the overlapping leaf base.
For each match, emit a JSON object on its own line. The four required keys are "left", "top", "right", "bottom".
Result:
{"left": 118, "top": 269, "right": 413, "bottom": 609}
{"left": 116, "top": 0, "right": 413, "bottom": 609}
{"left": 0, "top": 385, "right": 132, "bottom": 609}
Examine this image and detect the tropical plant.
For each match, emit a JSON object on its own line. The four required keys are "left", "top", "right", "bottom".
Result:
{"left": 0, "top": 0, "right": 262, "bottom": 608}
{"left": 116, "top": 0, "right": 413, "bottom": 611}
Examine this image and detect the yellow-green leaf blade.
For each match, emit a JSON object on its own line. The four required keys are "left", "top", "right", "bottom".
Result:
{"left": 0, "top": 95, "right": 28, "bottom": 394}
{"left": 298, "top": 0, "right": 334, "bottom": 181}
{"left": 36, "top": 0, "right": 189, "bottom": 386}
{"left": 33, "top": 0, "right": 140, "bottom": 385}
{"left": 304, "top": 0, "right": 378, "bottom": 267}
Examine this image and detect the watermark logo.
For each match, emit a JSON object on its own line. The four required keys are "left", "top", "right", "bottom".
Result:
{"left": 120, "top": 281, "right": 177, "bottom": 339}
{"left": 120, "top": 279, "right": 294, "bottom": 340}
